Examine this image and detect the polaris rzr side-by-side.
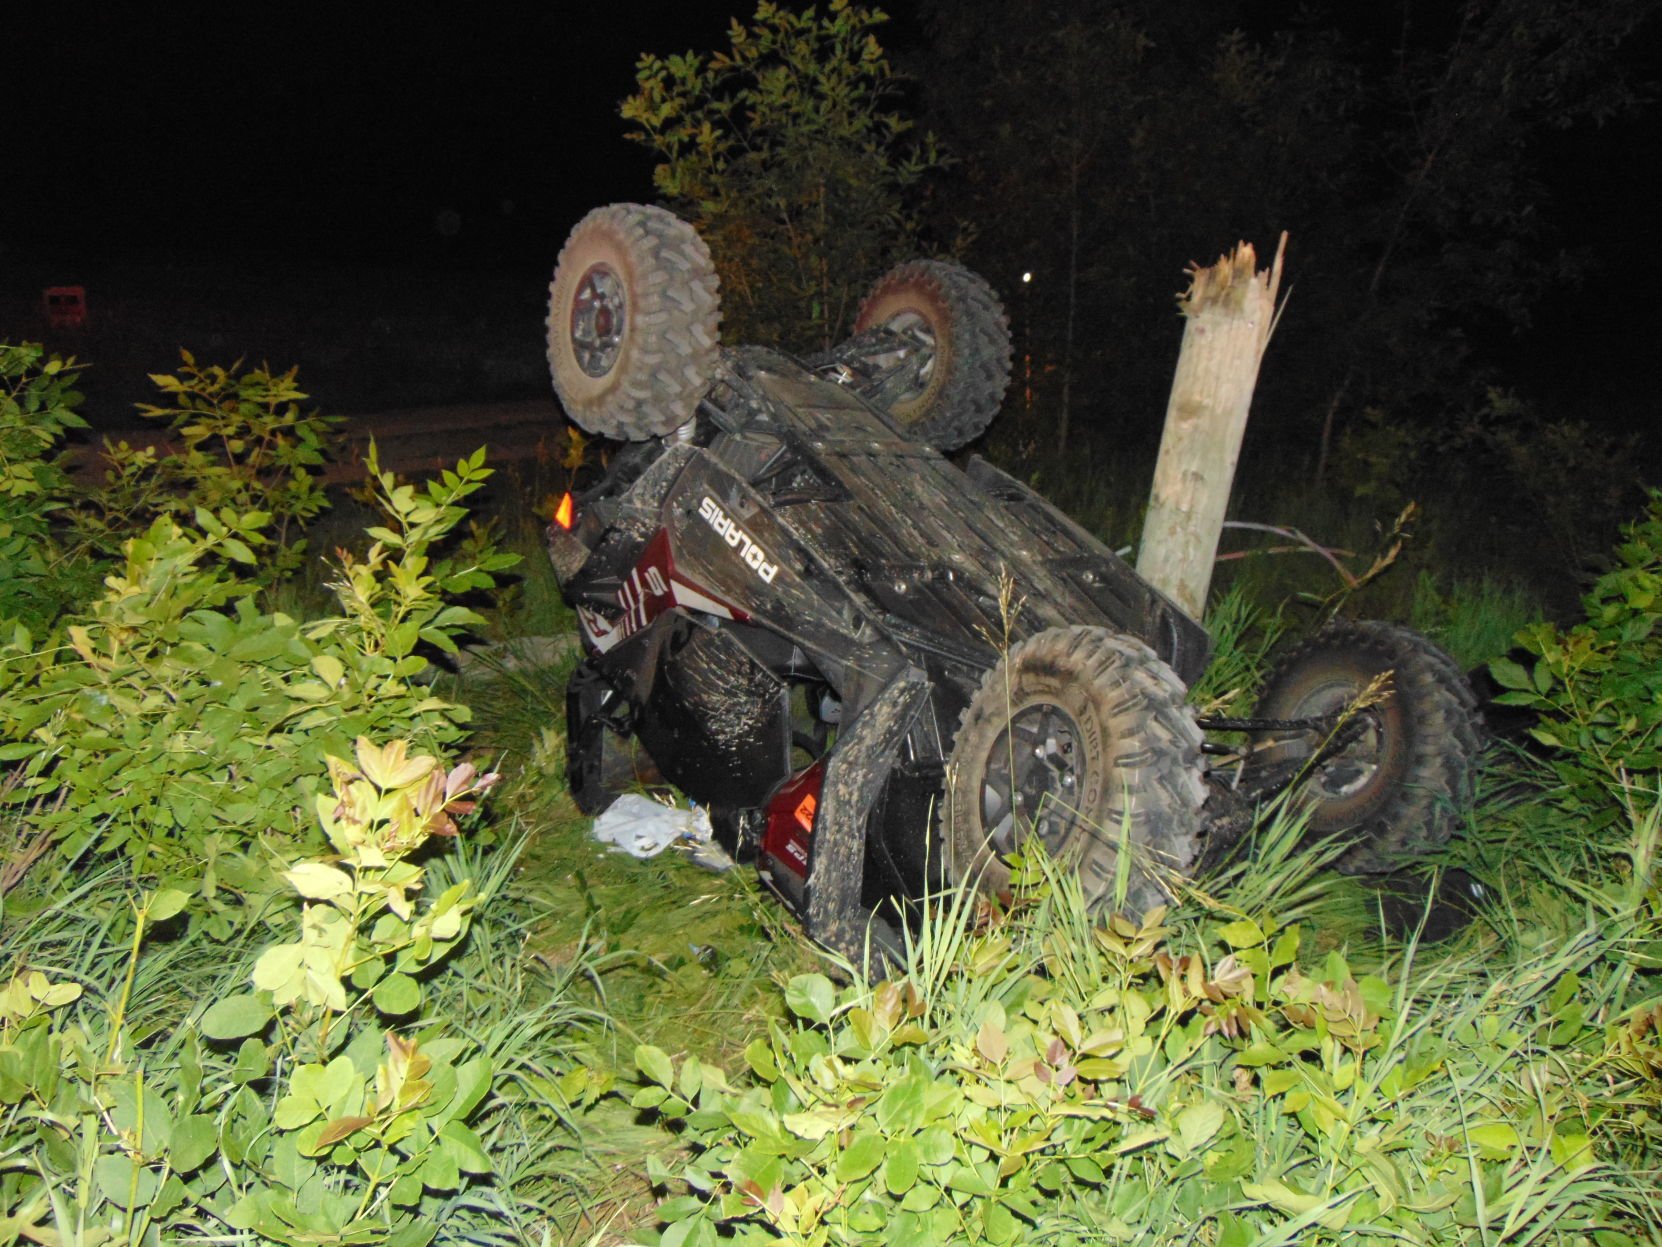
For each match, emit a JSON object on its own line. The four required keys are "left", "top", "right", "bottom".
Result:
{"left": 543, "top": 203, "right": 1484, "bottom": 962}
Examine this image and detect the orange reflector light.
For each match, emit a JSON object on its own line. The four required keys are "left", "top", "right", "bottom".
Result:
{"left": 794, "top": 792, "right": 817, "bottom": 832}
{"left": 554, "top": 492, "right": 574, "bottom": 530}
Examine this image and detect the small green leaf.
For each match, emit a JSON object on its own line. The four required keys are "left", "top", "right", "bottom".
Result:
{"left": 1234, "top": 1041, "right": 1287, "bottom": 1068}
{"left": 678, "top": 1056, "right": 703, "bottom": 1101}
{"left": 834, "top": 1129, "right": 886, "bottom": 1182}
{"left": 169, "top": 1115, "right": 219, "bottom": 1172}
{"left": 439, "top": 1120, "right": 493, "bottom": 1175}
{"left": 311, "top": 653, "right": 346, "bottom": 686}
{"left": 285, "top": 862, "right": 353, "bottom": 900}
{"left": 232, "top": 1037, "right": 271, "bottom": 1084}
{"left": 631, "top": 1085, "right": 669, "bottom": 1110}
{"left": 885, "top": 1139, "right": 920, "bottom": 1194}
{"left": 785, "top": 973, "right": 836, "bottom": 1024}
{"left": 146, "top": 887, "right": 191, "bottom": 922}
{"left": 984, "top": 1201, "right": 1018, "bottom": 1245}
{"left": 420, "top": 1148, "right": 460, "bottom": 1192}
{"left": 636, "top": 1044, "right": 675, "bottom": 1089}
{"left": 1465, "top": 1121, "right": 1520, "bottom": 1158}
{"left": 201, "top": 993, "right": 274, "bottom": 1041}
{"left": 275, "top": 1092, "right": 322, "bottom": 1130}
{"left": 744, "top": 1037, "right": 778, "bottom": 1082}
{"left": 1550, "top": 1130, "right": 1594, "bottom": 1171}
{"left": 1177, "top": 1100, "right": 1226, "bottom": 1152}
{"left": 94, "top": 1154, "right": 160, "bottom": 1209}
{"left": 253, "top": 944, "right": 305, "bottom": 995}
{"left": 1216, "top": 918, "right": 1265, "bottom": 948}
{"left": 1532, "top": 659, "right": 1555, "bottom": 694}
{"left": 444, "top": 1057, "right": 492, "bottom": 1123}
{"left": 657, "top": 1195, "right": 706, "bottom": 1223}
{"left": 372, "top": 972, "right": 422, "bottom": 1017}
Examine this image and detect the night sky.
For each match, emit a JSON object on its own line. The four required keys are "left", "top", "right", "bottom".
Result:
{"left": 7, "top": 2, "right": 1658, "bottom": 425}
{"left": 10, "top": 4, "right": 752, "bottom": 267}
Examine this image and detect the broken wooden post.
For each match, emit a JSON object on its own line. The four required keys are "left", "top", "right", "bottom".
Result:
{"left": 1135, "top": 235, "right": 1286, "bottom": 620}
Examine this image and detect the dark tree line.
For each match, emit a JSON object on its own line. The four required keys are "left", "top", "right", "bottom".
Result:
{"left": 910, "top": 0, "right": 1652, "bottom": 471}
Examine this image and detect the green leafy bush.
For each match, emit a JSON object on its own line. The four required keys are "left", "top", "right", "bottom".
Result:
{"left": 1491, "top": 489, "right": 1662, "bottom": 822}
{"left": 0, "top": 447, "right": 514, "bottom": 913}
{"left": 622, "top": 2, "right": 946, "bottom": 349}
{"left": 0, "top": 737, "right": 605, "bottom": 1247}
{"left": 74, "top": 351, "right": 342, "bottom": 582}
{"left": 0, "top": 343, "right": 615, "bottom": 1244}
{"left": 628, "top": 850, "right": 1655, "bottom": 1246}
{"left": 0, "top": 343, "right": 90, "bottom": 631}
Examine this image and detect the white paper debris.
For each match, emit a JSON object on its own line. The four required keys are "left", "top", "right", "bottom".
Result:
{"left": 591, "top": 794, "right": 717, "bottom": 860}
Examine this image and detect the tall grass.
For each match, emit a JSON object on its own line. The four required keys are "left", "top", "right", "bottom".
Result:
{"left": 1410, "top": 571, "right": 1541, "bottom": 669}
{"left": 621, "top": 782, "right": 1662, "bottom": 1245}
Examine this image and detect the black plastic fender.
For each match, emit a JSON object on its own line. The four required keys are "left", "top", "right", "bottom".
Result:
{"left": 803, "top": 666, "right": 929, "bottom": 969}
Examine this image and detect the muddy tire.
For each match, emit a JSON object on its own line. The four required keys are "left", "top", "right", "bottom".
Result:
{"left": 1253, "top": 621, "right": 1483, "bottom": 873}
{"left": 941, "top": 626, "right": 1205, "bottom": 919}
{"left": 852, "top": 259, "right": 1012, "bottom": 451}
{"left": 547, "top": 203, "right": 720, "bottom": 441}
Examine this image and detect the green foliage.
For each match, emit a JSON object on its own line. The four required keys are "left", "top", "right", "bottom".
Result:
{"left": 0, "top": 445, "right": 515, "bottom": 915}
{"left": 1491, "top": 489, "right": 1662, "bottom": 817}
{"left": 628, "top": 849, "right": 1654, "bottom": 1245}
{"left": 622, "top": 1, "right": 947, "bottom": 349}
{"left": 219, "top": 739, "right": 504, "bottom": 1241}
{"left": 0, "top": 344, "right": 90, "bottom": 632}
{"left": 1466, "top": 390, "right": 1645, "bottom": 576}
{"left": 0, "top": 344, "right": 620, "bottom": 1242}
{"left": 77, "top": 351, "right": 342, "bottom": 582}
{"left": 1189, "top": 586, "right": 1285, "bottom": 716}
{"left": 249, "top": 737, "right": 495, "bottom": 1023}
{"left": 1409, "top": 571, "right": 1540, "bottom": 670}
{"left": 0, "top": 737, "right": 606, "bottom": 1247}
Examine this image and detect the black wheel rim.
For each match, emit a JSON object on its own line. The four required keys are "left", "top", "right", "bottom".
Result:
{"left": 869, "top": 311, "right": 937, "bottom": 412}
{"left": 1293, "top": 682, "right": 1383, "bottom": 801}
{"left": 570, "top": 263, "right": 627, "bottom": 378}
{"left": 979, "top": 702, "right": 1085, "bottom": 856}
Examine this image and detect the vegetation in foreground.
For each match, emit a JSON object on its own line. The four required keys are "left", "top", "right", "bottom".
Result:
{"left": 4, "top": 337, "right": 1660, "bottom": 1246}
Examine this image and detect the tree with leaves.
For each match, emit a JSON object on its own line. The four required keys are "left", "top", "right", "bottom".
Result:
{"left": 621, "top": 1, "right": 947, "bottom": 351}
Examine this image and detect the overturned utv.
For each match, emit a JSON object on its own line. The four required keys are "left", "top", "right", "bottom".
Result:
{"left": 543, "top": 203, "right": 1483, "bottom": 962}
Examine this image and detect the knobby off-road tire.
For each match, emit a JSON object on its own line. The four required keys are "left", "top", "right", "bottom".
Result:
{"left": 547, "top": 203, "right": 720, "bottom": 441}
{"left": 852, "top": 259, "right": 1012, "bottom": 451}
{"left": 1254, "top": 620, "right": 1484, "bottom": 874}
{"left": 942, "top": 626, "right": 1206, "bottom": 919}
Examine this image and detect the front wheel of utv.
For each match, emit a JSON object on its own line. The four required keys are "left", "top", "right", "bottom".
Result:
{"left": 1252, "top": 621, "right": 1484, "bottom": 873}
{"left": 850, "top": 259, "right": 1013, "bottom": 451}
{"left": 942, "top": 626, "right": 1205, "bottom": 920}
{"left": 546, "top": 203, "right": 721, "bottom": 441}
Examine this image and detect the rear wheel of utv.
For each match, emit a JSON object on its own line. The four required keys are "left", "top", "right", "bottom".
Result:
{"left": 547, "top": 203, "right": 721, "bottom": 441}
{"left": 942, "top": 626, "right": 1205, "bottom": 919}
{"left": 1252, "top": 621, "right": 1483, "bottom": 873}
{"left": 851, "top": 259, "right": 1012, "bottom": 451}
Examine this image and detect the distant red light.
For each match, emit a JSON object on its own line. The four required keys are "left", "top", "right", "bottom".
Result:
{"left": 555, "top": 492, "right": 574, "bottom": 530}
